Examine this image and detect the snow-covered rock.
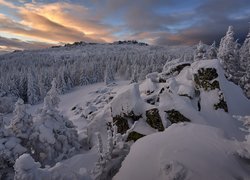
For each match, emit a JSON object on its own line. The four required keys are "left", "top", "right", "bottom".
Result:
{"left": 114, "top": 123, "right": 250, "bottom": 180}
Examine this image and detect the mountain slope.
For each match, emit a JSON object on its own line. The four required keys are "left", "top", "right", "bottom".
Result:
{"left": 8, "top": 59, "right": 250, "bottom": 179}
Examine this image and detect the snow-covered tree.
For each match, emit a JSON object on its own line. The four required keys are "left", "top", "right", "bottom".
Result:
{"left": 240, "top": 29, "right": 250, "bottom": 98}
{"left": 130, "top": 65, "right": 139, "bottom": 83}
{"left": 0, "top": 114, "right": 26, "bottom": 179}
{"left": 240, "top": 28, "right": 250, "bottom": 71}
{"left": 218, "top": 26, "right": 240, "bottom": 81}
{"left": 47, "top": 78, "right": 60, "bottom": 108}
{"left": 0, "top": 42, "right": 194, "bottom": 104}
{"left": 14, "top": 153, "right": 42, "bottom": 180}
{"left": 9, "top": 99, "right": 33, "bottom": 145}
{"left": 14, "top": 153, "right": 92, "bottom": 180}
{"left": 29, "top": 80, "right": 80, "bottom": 166}
{"left": 91, "top": 122, "right": 137, "bottom": 180}
{"left": 27, "top": 70, "right": 40, "bottom": 105}
{"left": 207, "top": 41, "right": 217, "bottom": 59}
{"left": 104, "top": 65, "right": 115, "bottom": 85}
{"left": 194, "top": 41, "right": 206, "bottom": 61}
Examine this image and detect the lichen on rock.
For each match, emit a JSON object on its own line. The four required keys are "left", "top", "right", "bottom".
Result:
{"left": 165, "top": 63, "right": 191, "bottom": 76}
{"left": 214, "top": 91, "right": 228, "bottom": 112}
{"left": 166, "top": 110, "right": 190, "bottom": 124}
{"left": 127, "top": 131, "right": 145, "bottom": 142}
{"left": 112, "top": 115, "right": 129, "bottom": 134}
{"left": 112, "top": 111, "right": 142, "bottom": 134}
{"left": 146, "top": 108, "right": 164, "bottom": 131}
{"left": 123, "top": 111, "right": 142, "bottom": 121}
{"left": 194, "top": 68, "right": 220, "bottom": 91}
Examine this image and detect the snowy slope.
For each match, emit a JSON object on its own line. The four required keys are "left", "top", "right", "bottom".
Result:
{"left": 113, "top": 59, "right": 250, "bottom": 180}
{"left": 3, "top": 58, "right": 250, "bottom": 179}
{"left": 114, "top": 123, "right": 250, "bottom": 180}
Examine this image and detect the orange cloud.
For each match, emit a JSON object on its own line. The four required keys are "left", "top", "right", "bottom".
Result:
{"left": 0, "top": 0, "right": 117, "bottom": 50}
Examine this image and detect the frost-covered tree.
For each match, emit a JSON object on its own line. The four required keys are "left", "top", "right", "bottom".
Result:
{"left": 57, "top": 67, "right": 69, "bottom": 93}
{"left": 207, "top": 41, "right": 217, "bottom": 59}
{"left": 194, "top": 41, "right": 206, "bottom": 61}
{"left": 240, "top": 64, "right": 250, "bottom": 98}
{"left": 29, "top": 80, "right": 80, "bottom": 166}
{"left": 47, "top": 78, "right": 60, "bottom": 108}
{"left": 130, "top": 65, "right": 139, "bottom": 83}
{"left": 240, "top": 28, "right": 250, "bottom": 71}
{"left": 27, "top": 70, "right": 40, "bottom": 105}
{"left": 0, "top": 114, "right": 26, "bottom": 179}
{"left": 14, "top": 153, "right": 42, "bottom": 180}
{"left": 218, "top": 26, "right": 240, "bottom": 81}
{"left": 104, "top": 65, "right": 115, "bottom": 85}
{"left": 218, "top": 26, "right": 235, "bottom": 62}
{"left": 91, "top": 122, "right": 137, "bottom": 180}
{"left": 0, "top": 43, "right": 194, "bottom": 104}
{"left": 14, "top": 153, "right": 92, "bottom": 180}
{"left": 9, "top": 99, "right": 33, "bottom": 146}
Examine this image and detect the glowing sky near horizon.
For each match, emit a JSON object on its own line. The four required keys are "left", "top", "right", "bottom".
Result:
{"left": 0, "top": 0, "right": 250, "bottom": 51}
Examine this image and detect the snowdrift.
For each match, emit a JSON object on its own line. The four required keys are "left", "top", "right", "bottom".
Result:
{"left": 114, "top": 123, "right": 250, "bottom": 180}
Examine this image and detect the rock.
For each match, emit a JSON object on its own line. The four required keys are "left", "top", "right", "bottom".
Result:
{"left": 214, "top": 92, "right": 228, "bottom": 112}
{"left": 214, "top": 99, "right": 228, "bottom": 112}
{"left": 194, "top": 68, "right": 220, "bottom": 91}
{"left": 165, "top": 110, "right": 190, "bottom": 124}
{"left": 123, "top": 111, "right": 142, "bottom": 121}
{"left": 168, "top": 63, "right": 191, "bottom": 75}
{"left": 113, "top": 115, "right": 130, "bottom": 134}
{"left": 112, "top": 111, "right": 142, "bottom": 134}
{"left": 127, "top": 131, "right": 145, "bottom": 142}
{"left": 146, "top": 108, "right": 164, "bottom": 131}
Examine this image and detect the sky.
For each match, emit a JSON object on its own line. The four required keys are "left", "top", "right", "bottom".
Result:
{"left": 0, "top": 0, "right": 250, "bottom": 52}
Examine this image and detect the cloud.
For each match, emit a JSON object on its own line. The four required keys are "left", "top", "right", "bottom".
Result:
{"left": 0, "top": 0, "right": 250, "bottom": 50}
{"left": 0, "top": 36, "right": 52, "bottom": 51}
{"left": 0, "top": 0, "right": 116, "bottom": 48}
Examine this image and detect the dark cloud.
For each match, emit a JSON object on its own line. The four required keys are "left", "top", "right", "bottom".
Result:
{"left": 127, "top": 0, "right": 250, "bottom": 45}
{"left": 87, "top": 0, "right": 250, "bottom": 46}
{"left": 0, "top": 36, "right": 52, "bottom": 50}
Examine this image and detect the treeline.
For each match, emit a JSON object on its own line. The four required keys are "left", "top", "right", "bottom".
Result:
{"left": 0, "top": 44, "right": 194, "bottom": 105}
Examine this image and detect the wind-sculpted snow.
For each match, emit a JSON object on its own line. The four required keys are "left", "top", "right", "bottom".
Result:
{"left": 114, "top": 123, "right": 250, "bottom": 180}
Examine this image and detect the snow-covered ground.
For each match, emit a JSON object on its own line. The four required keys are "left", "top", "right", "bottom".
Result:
{"left": 27, "top": 81, "right": 129, "bottom": 131}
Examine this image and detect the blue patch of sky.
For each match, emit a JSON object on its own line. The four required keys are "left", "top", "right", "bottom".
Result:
{"left": 163, "top": 17, "right": 203, "bottom": 33}
{"left": 228, "top": 9, "right": 250, "bottom": 20}
{"left": 155, "top": 0, "right": 203, "bottom": 15}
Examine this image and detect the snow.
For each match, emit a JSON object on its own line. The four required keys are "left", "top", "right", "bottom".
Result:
{"left": 111, "top": 83, "right": 145, "bottom": 117}
{"left": 139, "top": 78, "right": 158, "bottom": 94}
{"left": 191, "top": 59, "right": 250, "bottom": 115}
{"left": 38, "top": 125, "right": 55, "bottom": 144}
{"left": 15, "top": 153, "right": 40, "bottom": 171}
{"left": 2, "top": 55, "right": 250, "bottom": 179}
{"left": 114, "top": 123, "right": 250, "bottom": 180}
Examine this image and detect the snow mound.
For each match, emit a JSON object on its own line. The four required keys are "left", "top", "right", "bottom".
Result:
{"left": 111, "top": 83, "right": 145, "bottom": 117}
{"left": 114, "top": 123, "right": 250, "bottom": 180}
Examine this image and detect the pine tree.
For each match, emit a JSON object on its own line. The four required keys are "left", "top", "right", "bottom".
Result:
{"left": 29, "top": 79, "right": 80, "bottom": 166}
{"left": 47, "top": 78, "right": 60, "bottom": 108}
{"left": 240, "top": 29, "right": 250, "bottom": 98}
{"left": 130, "top": 65, "right": 139, "bottom": 83}
{"left": 27, "top": 70, "right": 40, "bottom": 105}
{"left": 194, "top": 41, "right": 206, "bottom": 61}
{"left": 218, "top": 26, "right": 240, "bottom": 82}
{"left": 207, "top": 41, "right": 217, "bottom": 59}
{"left": 240, "top": 28, "right": 250, "bottom": 71}
{"left": 104, "top": 65, "right": 115, "bottom": 85}
{"left": 9, "top": 98, "right": 33, "bottom": 142}
{"left": 0, "top": 114, "right": 27, "bottom": 178}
